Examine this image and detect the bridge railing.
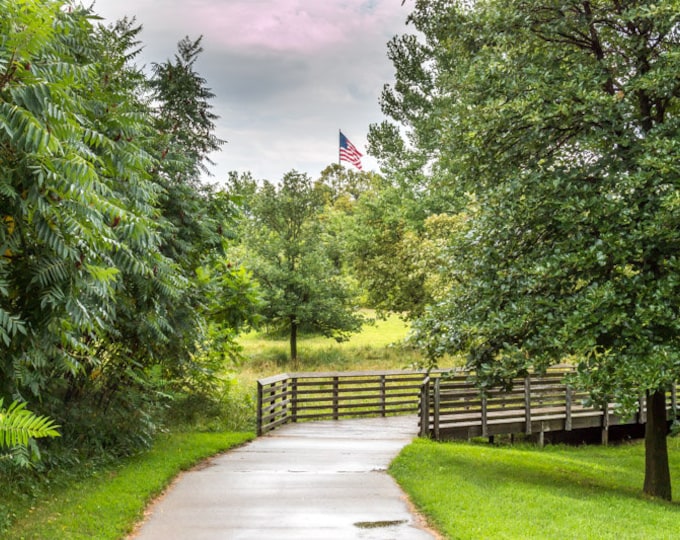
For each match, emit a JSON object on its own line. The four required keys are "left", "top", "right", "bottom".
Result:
{"left": 420, "top": 366, "right": 678, "bottom": 444}
{"left": 257, "top": 367, "right": 678, "bottom": 442}
{"left": 257, "top": 370, "right": 433, "bottom": 435}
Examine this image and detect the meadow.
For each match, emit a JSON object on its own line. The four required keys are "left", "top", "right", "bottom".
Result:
{"left": 237, "top": 310, "right": 427, "bottom": 379}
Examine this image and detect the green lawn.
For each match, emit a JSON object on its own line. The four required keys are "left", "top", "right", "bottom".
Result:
{"left": 391, "top": 437, "right": 680, "bottom": 540}
{"left": 2, "top": 431, "right": 254, "bottom": 540}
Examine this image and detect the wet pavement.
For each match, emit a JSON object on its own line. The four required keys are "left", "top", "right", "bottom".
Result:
{"left": 132, "top": 416, "right": 437, "bottom": 539}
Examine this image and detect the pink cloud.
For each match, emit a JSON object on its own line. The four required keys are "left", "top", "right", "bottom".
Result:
{"left": 187, "top": 0, "right": 393, "bottom": 52}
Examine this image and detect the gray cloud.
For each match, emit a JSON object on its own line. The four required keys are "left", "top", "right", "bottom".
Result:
{"left": 92, "top": 0, "right": 411, "bottom": 183}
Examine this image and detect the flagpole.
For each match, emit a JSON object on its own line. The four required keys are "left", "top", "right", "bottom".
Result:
{"left": 338, "top": 129, "right": 341, "bottom": 167}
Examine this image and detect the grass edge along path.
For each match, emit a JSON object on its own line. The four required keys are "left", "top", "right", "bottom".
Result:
{"left": 5, "top": 431, "right": 254, "bottom": 540}
{"left": 390, "top": 437, "right": 680, "bottom": 540}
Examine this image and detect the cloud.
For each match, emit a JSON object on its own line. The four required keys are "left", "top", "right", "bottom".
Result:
{"left": 190, "top": 0, "right": 344, "bottom": 52}
{"left": 188, "top": 0, "right": 403, "bottom": 53}
{"left": 92, "top": 0, "right": 413, "bottom": 183}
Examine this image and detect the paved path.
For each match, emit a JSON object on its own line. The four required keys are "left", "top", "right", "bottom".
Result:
{"left": 132, "top": 416, "right": 437, "bottom": 539}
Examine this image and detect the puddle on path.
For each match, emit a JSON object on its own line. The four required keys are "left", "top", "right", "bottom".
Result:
{"left": 354, "top": 520, "right": 408, "bottom": 529}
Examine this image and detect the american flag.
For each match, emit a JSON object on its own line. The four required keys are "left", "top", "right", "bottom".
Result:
{"left": 339, "top": 131, "right": 363, "bottom": 170}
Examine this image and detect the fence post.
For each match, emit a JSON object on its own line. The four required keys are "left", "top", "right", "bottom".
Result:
{"left": 565, "top": 385, "right": 573, "bottom": 431}
{"left": 481, "top": 392, "right": 488, "bottom": 438}
{"left": 280, "top": 378, "right": 288, "bottom": 421}
{"left": 291, "top": 377, "right": 298, "bottom": 423}
{"left": 256, "top": 380, "right": 263, "bottom": 436}
{"left": 332, "top": 376, "right": 339, "bottom": 420}
{"left": 524, "top": 376, "right": 532, "bottom": 435}
{"left": 419, "top": 376, "right": 430, "bottom": 438}
{"left": 434, "top": 377, "right": 441, "bottom": 441}
{"left": 381, "top": 374, "right": 387, "bottom": 417}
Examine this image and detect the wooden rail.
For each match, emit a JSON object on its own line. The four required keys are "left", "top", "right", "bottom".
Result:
{"left": 420, "top": 366, "right": 678, "bottom": 444}
{"left": 257, "top": 367, "right": 678, "bottom": 444}
{"left": 257, "top": 370, "right": 431, "bottom": 435}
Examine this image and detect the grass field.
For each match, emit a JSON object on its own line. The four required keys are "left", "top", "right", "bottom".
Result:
{"left": 391, "top": 437, "right": 680, "bottom": 540}
{"left": 1, "top": 432, "right": 253, "bottom": 540}
{"left": 237, "top": 310, "right": 455, "bottom": 382}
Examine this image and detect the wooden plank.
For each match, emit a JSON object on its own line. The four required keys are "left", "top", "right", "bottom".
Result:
{"left": 283, "top": 368, "right": 439, "bottom": 379}
{"left": 258, "top": 373, "right": 290, "bottom": 386}
{"left": 381, "top": 390, "right": 423, "bottom": 399}
{"left": 261, "top": 398, "right": 292, "bottom": 415}
{"left": 260, "top": 410, "right": 289, "bottom": 425}
{"left": 263, "top": 415, "right": 290, "bottom": 431}
{"left": 294, "top": 392, "right": 420, "bottom": 403}
{"left": 294, "top": 384, "right": 423, "bottom": 395}
{"left": 294, "top": 405, "right": 418, "bottom": 421}
{"left": 326, "top": 400, "right": 412, "bottom": 411}
{"left": 260, "top": 389, "right": 294, "bottom": 405}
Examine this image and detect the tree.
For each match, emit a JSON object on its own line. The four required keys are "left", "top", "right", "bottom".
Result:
{"left": 344, "top": 181, "right": 432, "bottom": 317}
{"left": 108, "top": 34, "right": 230, "bottom": 387}
{"left": 0, "top": 2, "right": 255, "bottom": 458}
{"left": 314, "top": 165, "right": 425, "bottom": 316}
{"left": 0, "top": 2, "right": 162, "bottom": 402}
{"left": 376, "top": 0, "right": 680, "bottom": 500}
{"left": 232, "top": 170, "right": 363, "bottom": 363}
{"left": 317, "top": 162, "right": 455, "bottom": 320}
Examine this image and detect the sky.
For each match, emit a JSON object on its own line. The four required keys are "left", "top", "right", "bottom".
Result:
{"left": 91, "top": 0, "right": 413, "bottom": 185}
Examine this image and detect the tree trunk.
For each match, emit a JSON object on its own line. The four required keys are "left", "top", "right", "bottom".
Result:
{"left": 289, "top": 318, "right": 298, "bottom": 365}
{"left": 643, "top": 389, "right": 671, "bottom": 501}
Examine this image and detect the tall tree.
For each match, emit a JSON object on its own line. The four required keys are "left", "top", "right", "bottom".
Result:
{"left": 109, "top": 34, "right": 229, "bottom": 387}
{"left": 376, "top": 0, "right": 680, "bottom": 500}
{"left": 0, "top": 2, "right": 162, "bottom": 404}
{"left": 232, "top": 170, "right": 363, "bottom": 363}
{"left": 0, "top": 3, "right": 254, "bottom": 457}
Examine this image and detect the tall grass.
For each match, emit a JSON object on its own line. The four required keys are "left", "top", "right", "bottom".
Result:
{"left": 391, "top": 437, "right": 680, "bottom": 540}
{"left": 238, "top": 310, "right": 453, "bottom": 382}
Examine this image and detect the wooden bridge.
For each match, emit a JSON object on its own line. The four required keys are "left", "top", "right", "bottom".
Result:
{"left": 257, "top": 367, "right": 677, "bottom": 444}
{"left": 257, "top": 370, "right": 429, "bottom": 435}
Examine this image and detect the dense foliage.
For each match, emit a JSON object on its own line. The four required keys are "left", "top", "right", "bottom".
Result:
{"left": 373, "top": 0, "right": 680, "bottom": 499}
{"left": 0, "top": 1, "right": 257, "bottom": 463}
